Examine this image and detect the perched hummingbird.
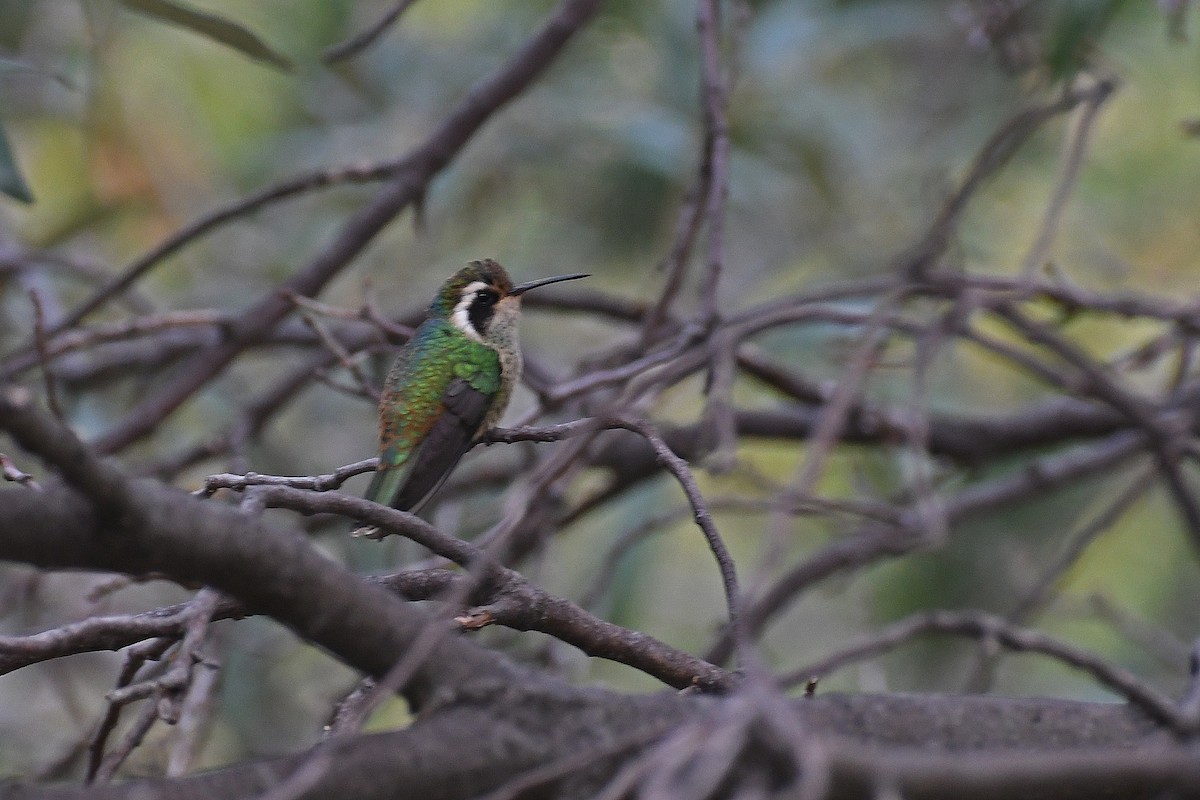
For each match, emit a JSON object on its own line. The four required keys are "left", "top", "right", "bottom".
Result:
{"left": 353, "top": 259, "right": 587, "bottom": 534}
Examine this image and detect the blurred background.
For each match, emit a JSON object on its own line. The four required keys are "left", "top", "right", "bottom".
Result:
{"left": 1, "top": 0, "right": 1199, "bottom": 779}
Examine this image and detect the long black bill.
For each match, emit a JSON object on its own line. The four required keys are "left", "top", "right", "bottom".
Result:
{"left": 510, "top": 272, "right": 589, "bottom": 296}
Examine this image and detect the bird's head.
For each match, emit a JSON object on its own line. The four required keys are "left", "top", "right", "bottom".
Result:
{"left": 432, "top": 259, "right": 587, "bottom": 344}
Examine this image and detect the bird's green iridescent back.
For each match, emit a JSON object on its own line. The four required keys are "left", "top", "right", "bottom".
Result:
{"left": 355, "top": 258, "right": 582, "bottom": 527}
{"left": 374, "top": 318, "right": 501, "bottom": 480}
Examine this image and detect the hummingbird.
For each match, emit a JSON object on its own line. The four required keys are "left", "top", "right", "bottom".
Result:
{"left": 353, "top": 259, "right": 588, "bottom": 534}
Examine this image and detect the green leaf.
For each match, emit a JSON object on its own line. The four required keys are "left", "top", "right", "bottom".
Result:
{"left": 119, "top": 0, "right": 294, "bottom": 72}
{"left": 0, "top": 114, "right": 33, "bottom": 204}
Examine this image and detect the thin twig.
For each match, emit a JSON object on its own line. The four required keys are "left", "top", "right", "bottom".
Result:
{"left": 1009, "top": 467, "right": 1155, "bottom": 623}
{"left": 696, "top": 0, "right": 734, "bottom": 326}
{"left": 751, "top": 289, "right": 907, "bottom": 599}
{"left": 93, "top": 699, "right": 159, "bottom": 783}
{"left": 993, "top": 301, "right": 1200, "bottom": 551}
{"left": 323, "top": 0, "right": 419, "bottom": 63}
{"left": 85, "top": 638, "right": 172, "bottom": 782}
{"left": 704, "top": 430, "right": 1148, "bottom": 665}
{"left": 642, "top": 172, "right": 710, "bottom": 341}
{"left": 29, "top": 289, "right": 64, "bottom": 420}
{"left": 1018, "top": 74, "right": 1113, "bottom": 279}
{"left": 3, "top": 310, "right": 233, "bottom": 378}
{"left": 294, "top": 304, "right": 380, "bottom": 402}
{"left": 781, "top": 609, "right": 1193, "bottom": 733}
{"left": 89, "top": 0, "right": 607, "bottom": 455}
{"left": 198, "top": 459, "right": 377, "bottom": 497}
{"left": 166, "top": 655, "right": 220, "bottom": 776}
{"left": 898, "top": 78, "right": 1116, "bottom": 277}
{"left": 963, "top": 467, "right": 1157, "bottom": 692}
{"left": 614, "top": 416, "right": 743, "bottom": 664}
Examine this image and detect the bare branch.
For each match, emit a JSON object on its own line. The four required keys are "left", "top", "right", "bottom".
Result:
{"left": 613, "top": 417, "right": 743, "bottom": 662}
{"left": 1018, "top": 74, "right": 1113, "bottom": 279}
{"left": 783, "top": 609, "right": 1192, "bottom": 733}
{"left": 696, "top": 0, "right": 734, "bottom": 325}
{"left": 899, "top": 79, "right": 1117, "bottom": 277}
{"left": 28, "top": 289, "right": 64, "bottom": 420}
{"left": 323, "top": 0, "right": 420, "bottom": 63}
{"left": 963, "top": 467, "right": 1158, "bottom": 691}
{"left": 88, "top": 0, "right": 606, "bottom": 455}
{"left": 0, "top": 391, "right": 518, "bottom": 709}
{"left": 704, "top": 431, "right": 1149, "bottom": 665}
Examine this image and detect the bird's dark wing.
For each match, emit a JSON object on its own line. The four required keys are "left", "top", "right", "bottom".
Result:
{"left": 386, "top": 376, "right": 495, "bottom": 513}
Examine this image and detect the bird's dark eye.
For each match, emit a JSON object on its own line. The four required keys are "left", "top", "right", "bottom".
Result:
{"left": 468, "top": 289, "right": 500, "bottom": 334}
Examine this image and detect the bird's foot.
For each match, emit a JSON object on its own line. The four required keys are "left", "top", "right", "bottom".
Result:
{"left": 350, "top": 524, "right": 383, "bottom": 540}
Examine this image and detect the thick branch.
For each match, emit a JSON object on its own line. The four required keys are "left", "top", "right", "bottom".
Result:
{"left": 0, "top": 693, "right": 1185, "bottom": 800}
{"left": 0, "top": 394, "right": 516, "bottom": 710}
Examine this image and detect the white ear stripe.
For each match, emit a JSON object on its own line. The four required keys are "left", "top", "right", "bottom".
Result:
{"left": 451, "top": 281, "right": 489, "bottom": 343}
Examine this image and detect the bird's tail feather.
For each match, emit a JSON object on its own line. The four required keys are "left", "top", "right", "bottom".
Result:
{"left": 350, "top": 464, "right": 408, "bottom": 536}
